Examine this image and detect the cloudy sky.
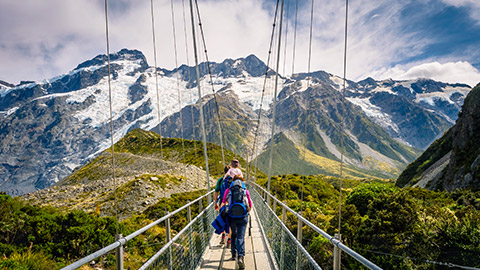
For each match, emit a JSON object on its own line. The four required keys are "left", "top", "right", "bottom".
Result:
{"left": 1, "top": 0, "right": 480, "bottom": 86}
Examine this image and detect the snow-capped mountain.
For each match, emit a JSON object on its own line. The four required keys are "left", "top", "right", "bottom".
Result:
{"left": 0, "top": 49, "right": 472, "bottom": 195}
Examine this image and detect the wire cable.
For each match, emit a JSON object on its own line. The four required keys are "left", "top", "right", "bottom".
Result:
{"left": 193, "top": 0, "right": 227, "bottom": 168}
{"left": 267, "top": 0, "right": 285, "bottom": 195}
{"left": 282, "top": 0, "right": 290, "bottom": 76}
{"left": 338, "top": 0, "right": 349, "bottom": 236}
{"left": 189, "top": 0, "right": 211, "bottom": 197}
{"left": 251, "top": 0, "right": 281, "bottom": 183}
{"left": 170, "top": 0, "right": 187, "bottom": 176}
{"left": 251, "top": 0, "right": 280, "bottom": 166}
{"left": 181, "top": 0, "right": 198, "bottom": 159}
{"left": 291, "top": 0, "right": 299, "bottom": 75}
{"left": 300, "top": 0, "right": 315, "bottom": 213}
{"left": 150, "top": 0, "right": 164, "bottom": 160}
{"left": 103, "top": 0, "right": 118, "bottom": 235}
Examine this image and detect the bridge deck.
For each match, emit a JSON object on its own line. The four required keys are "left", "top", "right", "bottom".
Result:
{"left": 199, "top": 206, "right": 274, "bottom": 270}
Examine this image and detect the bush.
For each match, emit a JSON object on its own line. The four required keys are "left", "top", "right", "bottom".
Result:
{"left": 0, "top": 251, "right": 57, "bottom": 270}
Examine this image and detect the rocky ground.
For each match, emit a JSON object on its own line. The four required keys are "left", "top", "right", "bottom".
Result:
{"left": 21, "top": 152, "right": 216, "bottom": 220}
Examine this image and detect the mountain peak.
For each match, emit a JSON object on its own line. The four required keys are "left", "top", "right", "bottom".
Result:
{"left": 74, "top": 48, "right": 148, "bottom": 70}
{"left": 0, "top": 80, "right": 14, "bottom": 88}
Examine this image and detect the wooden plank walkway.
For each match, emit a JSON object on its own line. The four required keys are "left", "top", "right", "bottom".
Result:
{"left": 199, "top": 206, "right": 274, "bottom": 270}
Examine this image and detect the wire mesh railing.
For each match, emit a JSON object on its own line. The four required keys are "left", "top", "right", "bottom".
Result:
{"left": 139, "top": 203, "right": 215, "bottom": 269}
{"left": 61, "top": 190, "right": 215, "bottom": 270}
{"left": 250, "top": 183, "right": 321, "bottom": 270}
{"left": 249, "top": 181, "right": 382, "bottom": 270}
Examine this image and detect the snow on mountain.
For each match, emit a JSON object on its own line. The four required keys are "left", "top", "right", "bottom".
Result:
{"left": 0, "top": 49, "right": 473, "bottom": 195}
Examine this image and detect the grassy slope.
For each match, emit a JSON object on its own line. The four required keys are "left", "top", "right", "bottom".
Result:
{"left": 254, "top": 132, "right": 398, "bottom": 179}
{"left": 64, "top": 128, "right": 248, "bottom": 184}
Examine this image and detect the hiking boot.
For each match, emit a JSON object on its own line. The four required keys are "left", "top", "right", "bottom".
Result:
{"left": 226, "top": 238, "right": 231, "bottom": 248}
{"left": 230, "top": 253, "right": 236, "bottom": 261}
{"left": 220, "top": 234, "right": 225, "bottom": 245}
{"left": 238, "top": 256, "right": 245, "bottom": 269}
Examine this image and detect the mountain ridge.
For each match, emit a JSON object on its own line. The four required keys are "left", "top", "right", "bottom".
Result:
{"left": 397, "top": 83, "right": 480, "bottom": 191}
{"left": 0, "top": 48, "right": 472, "bottom": 195}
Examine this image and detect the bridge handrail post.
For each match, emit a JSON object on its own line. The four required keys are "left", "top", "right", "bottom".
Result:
{"left": 115, "top": 234, "right": 123, "bottom": 270}
{"left": 334, "top": 234, "right": 342, "bottom": 270}
{"left": 280, "top": 205, "right": 286, "bottom": 270}
{"left": 187, "top": 201, "right": 192, "bottom": 222}
{"left": 296, "top": 217, "right": 303, "bottom": 270}
{"left": 187, "top": 201, "right": 194, "bottom": 267}
{"left": 273, "top": 199, "right": 277, "bottom": 215}
{"left": 250, "top": 182, "right": 382, "bottom": 270}
{"left": 166, "top": 211, "right": 172, "bottom": 270}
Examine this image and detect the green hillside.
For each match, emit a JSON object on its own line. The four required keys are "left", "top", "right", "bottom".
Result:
{"left": 254, "top": 176, "right": 480, "bottom": 269}
{"left": 63, "top": 128, "right": 249, "bottom": 185}
{"left": 253, "top": 132, "right": 401, "bottom": 179}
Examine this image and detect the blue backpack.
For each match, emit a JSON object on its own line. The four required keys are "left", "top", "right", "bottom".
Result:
{"left": 219, "top": 175, "right": 233, "bottom": 203}
{"left": 228, "top": 180, "right": 248, "bottom": 219}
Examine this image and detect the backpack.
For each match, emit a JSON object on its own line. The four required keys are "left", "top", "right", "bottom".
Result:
{"left": 228, "top": 180, "right": 248, "bottom": 219}
{"left": 219, "top": 175, "right": 233, "bottom": 203}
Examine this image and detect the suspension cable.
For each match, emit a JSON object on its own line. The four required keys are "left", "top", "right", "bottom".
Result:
{"left": 150, "top": 0, "right": 164, "bottom": 160}
{"left": 103, "top": 0, "right": 118, "bottom": 235}
{"left": 170, "top": 0, "right": 187, "bottom": 169}
{"left": 282, "top": 0, "right": 290, "bottom": 76}
{"left": 181, "top": 0, "right": 198, "bottom": 159}
{"left": 251, "top": 0, "right": 281, "bottom": 182}
{"left": 291, "top": 0, "right": 299, "bottom": 75}
{"left": 338, "top": 0, "right": 349, "bottom": 236}
{"left": 267, "top": 0, "right": 285, "bottom": 196}
{"left": 193, "top": 0, "right": 226, "bottom": 168}
{"left": 189, "top": 0, "right": 211, "bottom": 198}
{"left": 300, "top": 0, "right": 315, "bottom": 213}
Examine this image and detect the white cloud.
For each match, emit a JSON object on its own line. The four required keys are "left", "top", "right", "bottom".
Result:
{"left": 441, "top": 0, "right": 480, "bottom": 23}
{"left": 0, "top": 0, "right": 478, "bottom": 88}
{"left": 277, "top": 0, "right": 434, "bottom": 82}
{"left": 0, "top": 0, "right": 273, "bottom": 84}
{"left": 371, "top": 61, "right": 480, "bottom": 87}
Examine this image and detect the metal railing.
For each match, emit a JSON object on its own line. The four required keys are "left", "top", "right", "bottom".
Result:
{"left": 139, "top": 202, "right": 215, "bottom": 269}
{"left": 251, "top": 183, "right": 321, "bottom": 270}
{"left": 61, "top": 190, "right": 215, "bottom": 270}
{"left": 249, "top": 182, "right": 382, "bottom": 270}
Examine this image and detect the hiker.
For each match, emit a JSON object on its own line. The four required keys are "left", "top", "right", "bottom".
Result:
{"left": 214, "top": 165, "right": 231, "bottom": 245}
{"left": 224, "top": 158, "right": 243, "bottom": 180}
{"left": 220, "top": 174, "right": 252, "bottom": 269}
{"left": 219, "top": 159, "right": 243, "bottom": 247}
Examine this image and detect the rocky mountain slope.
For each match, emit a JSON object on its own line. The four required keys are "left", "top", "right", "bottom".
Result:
{"left": 396, "top": 83, "right": 480, "bottom": 191}
{"left": 21, "top": 129, "right": 241, "bottom": 219}
{"left": 0, "top": 49, "right": 471, "bottom": 195}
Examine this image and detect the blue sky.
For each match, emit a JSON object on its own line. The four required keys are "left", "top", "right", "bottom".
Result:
{"left": 1, "top": 0, "right": 480, "bottom": 86}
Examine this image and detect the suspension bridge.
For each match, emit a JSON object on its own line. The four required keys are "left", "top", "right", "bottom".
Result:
{"left": 60, "top": 0, "right": 380, "bottom": 268}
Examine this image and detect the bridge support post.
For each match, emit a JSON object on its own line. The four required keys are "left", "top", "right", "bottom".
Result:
{"left": 115, "top": 234, "right": 123, "bottom": 270}
{"left": 198, "top": 199, "right": 206, "bottom": 248}
{"left": 333, "top": 234, "right": 342, "bottom": 270}
{"left": 273, "top": 199, "right": 277, "bottom": 215}
{"left": 280, "top": 205, "right": 286, "bottom": 270}
{"left": 187, "top": 202, "right": 192, "bottom": 222}
{"left": 187, "top": 201, "right": 194, "bottom": 265}
{"left": 166, "top": 211, "right": 173, "bottom": 270}
{"left": 296, "top": 216, "right": 303, "bottom": 270}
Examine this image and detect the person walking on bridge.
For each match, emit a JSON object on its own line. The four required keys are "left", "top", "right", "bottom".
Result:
{"left": 220, "top": 164, "right": 252, "bottom": 269}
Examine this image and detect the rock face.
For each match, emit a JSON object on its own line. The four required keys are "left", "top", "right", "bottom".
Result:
{"left": 0, "top": 49, "right": 472, "bottom": 195}
{"left": 21, "top": 144, "right": 215, "bottom": 219}
{"left": 397, "top": 83, "right": 480, "bottom": 191}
